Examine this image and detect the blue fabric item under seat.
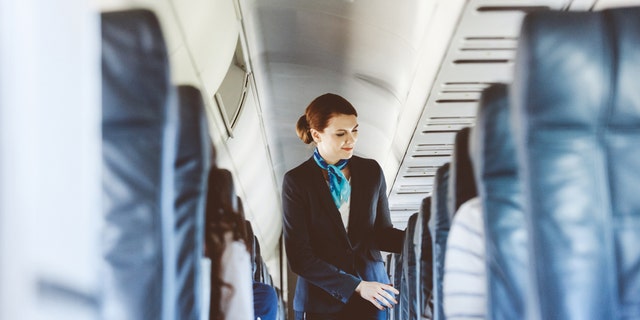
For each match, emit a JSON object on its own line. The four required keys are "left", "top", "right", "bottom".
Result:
{"left": 254, "top": 282, "right": 278, "bottom": 320}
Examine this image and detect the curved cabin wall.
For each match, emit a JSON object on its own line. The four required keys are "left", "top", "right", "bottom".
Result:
{"left": 99, "top": 0, "right": 283, "bottom": 287}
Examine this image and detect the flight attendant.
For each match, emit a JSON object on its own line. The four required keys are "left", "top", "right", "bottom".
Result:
{"left": 282, "top": 93, "right": 405, "bottom": 320}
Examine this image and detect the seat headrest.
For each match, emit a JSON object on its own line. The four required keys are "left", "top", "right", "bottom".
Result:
{"left": 432, "top": 162, "right": 451, "bottom": 231}
{"left": 206, "top": 168, "right": 238, "bottom": 217}
{"left": 420, "top": 196, "right": 431, "bottom": 223}
{"left": 102, "top": 9, "right": 171, "bottom": 125}
{"left": 470, "top": 84, "right": 517, "bottom": 179}
{"left": 513, "top": 7, "right": 640, "bottom": 131}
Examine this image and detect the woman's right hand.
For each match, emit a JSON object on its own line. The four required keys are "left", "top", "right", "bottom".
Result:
{"left": 354, "top": 281, "right": 399, "bottom": 310}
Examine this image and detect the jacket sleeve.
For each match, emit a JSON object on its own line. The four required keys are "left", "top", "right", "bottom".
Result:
{"left": 282, "top": 172, "right": 361, "bottom": 304}
{"left": 373, "top": 163, "right": 405, "bottom": 253}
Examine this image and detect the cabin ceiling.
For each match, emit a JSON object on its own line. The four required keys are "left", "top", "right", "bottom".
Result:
{"left": 239, "top": 0, "right": 640, "bottom": 229}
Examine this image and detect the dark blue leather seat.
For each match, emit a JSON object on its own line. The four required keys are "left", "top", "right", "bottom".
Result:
{"left": 391, "top": 252, "right": 403, "bottom": 320}
{"left": 430, "top": 163, "right": 451, "bottom": 320}
{"left": 175, "top": 85, "right": 212, "bottom": 319}
{"left": 400, "top": 212, "right": 419, "bottom": 320}
{"left": 448, "top": 127, "right": 478, "bottom": 219}
{"left": 101, "top": 9, "right": 177, "bottom": 320}
{"left": 419, "top": 196, "right": 434, "bottom": 319}
{"left": 512, "top": 7, "right": 640, "bottom": 319}
{"left": 471, "top": 84, "right": 527, "bottom": 320}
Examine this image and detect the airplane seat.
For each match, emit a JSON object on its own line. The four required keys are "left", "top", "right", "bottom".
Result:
{"left": 255, "top": 239, "right": 272, "bottom": 285}
{"left": 512, "top": 7, "right": 640, "bottom": 320}
{"left": 419, "top": 196, "right": 434, "bottom": 319}
{"left": 205, "top": 168, "right": 239, "bottom": 230}
{"left": 430, "top": 163, "right": 451, "bottom": 320}
{"left": 442, "top": 126, "right": 484, "bottom": 319}
{"left": 470, "top": 84, "right": 527, "bottom": 319}
{"left": 448, "top": 127, "right": 478, "bottom": 220}
{"left": 385, "top": 252, "right": 394, "bottom": 320}
{"left": 244, "top": 220, "right": 258, "bottom": 278}
{"left": 174, "top": 85, "right": 212, "bottom": 320}
{"left": 101, "top": 9, "right": 177, "bottom": 320}
{"left": 240, "top": 201, "right": 263, "bottom": 284}
{"left": 400, "top": 212, "right": 419, "bottom": 320}
{"left": 391, "top": 252, "right": 403, "bottom": 320}
{"left": 245, "top": 223, "right": 272, "bottom": 286}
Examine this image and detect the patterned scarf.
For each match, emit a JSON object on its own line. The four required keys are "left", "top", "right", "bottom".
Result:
{"left": 312, "top": 148, "right": 351, "bottom": 208}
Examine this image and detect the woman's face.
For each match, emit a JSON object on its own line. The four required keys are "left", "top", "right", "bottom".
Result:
{"left": 311, "top": 113, "right": 358, "bottom": 164}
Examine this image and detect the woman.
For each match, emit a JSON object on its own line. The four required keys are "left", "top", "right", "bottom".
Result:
{"left": 205, "top": 168, "right": 253, "bottom": 320}
{"left": 282, "top": 93, "right": 405, "bottom": 319}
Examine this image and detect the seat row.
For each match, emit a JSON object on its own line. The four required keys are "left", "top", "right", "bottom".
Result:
{"left": 101, "top": 9, "right": 283, "bottom": 320}
{"left": 390, "top": 6, "right": 640, "bottom": 320}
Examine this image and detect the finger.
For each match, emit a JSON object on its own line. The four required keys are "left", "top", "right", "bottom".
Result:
{"left": 375, "top": 293, "right": 393, "bottom": 308}
{"left": 382, "top": 284, "right": 399, "bottom": 295}
{"left": 380, "top": 290, "right": 398, "bottom": 305}
{"left": 369, "top": 298, "right": 384, "bottom": 311}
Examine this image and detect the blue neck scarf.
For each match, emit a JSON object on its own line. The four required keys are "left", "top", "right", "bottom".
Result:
{"left": 312, "top": 148, "right": 350, "bottom": 208}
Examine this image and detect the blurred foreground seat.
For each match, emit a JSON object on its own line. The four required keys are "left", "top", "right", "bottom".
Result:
{"left": 513, "top": 7, "right": 640, "bottom": 320}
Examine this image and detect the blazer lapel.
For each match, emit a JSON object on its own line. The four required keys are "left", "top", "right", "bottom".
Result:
{"left": 306, "top": 158, "right": 352, "bottom": 248}
{"left": 346, "top": 156, "right": 364, "bottom": 243}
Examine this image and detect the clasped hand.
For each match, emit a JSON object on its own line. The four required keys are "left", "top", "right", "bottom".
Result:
{"left": 354, "top": 281, "right": 399, "bottom": 310}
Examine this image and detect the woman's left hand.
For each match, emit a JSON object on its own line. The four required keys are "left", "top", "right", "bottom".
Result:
{"left": 354, "top": 281, "right": 399, "bottom": 310}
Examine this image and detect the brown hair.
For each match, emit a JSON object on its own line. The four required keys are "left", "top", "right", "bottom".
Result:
{"left": 204, "top": 168, "right": 249, "bottom": 320}
{"left": 296, "top": 93, "right": 358, "bottom": 144}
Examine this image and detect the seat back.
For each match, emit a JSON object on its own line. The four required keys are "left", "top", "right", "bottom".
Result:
{"left": 101, "top": 9, "right": 177, "bottom": 320}
{"left": 419, "top": 196, "right": 434, "bottom": 319}
{"left": 430, "top": 163, "right": 451, "bottom": 320}
{"left": 471, "top": 84, "right": 527, "bottom": 320}
{"left": 175, "top": 85, "right": 211, "bottom": 320}
{"left": 392, "top": 252, "right": 403, "bottom": 320}
{"left": 400, "top": 212, "right": 419, "bottom": 320}
{"left": 512, "top": 7, "right": 640, "bottom": 319}
{"left": 448, "top": 127, "right": 478, "bottom": 220}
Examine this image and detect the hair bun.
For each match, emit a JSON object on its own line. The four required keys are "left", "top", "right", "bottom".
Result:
{"left": 295, "top": 115, "right": 313, "bottom": 144}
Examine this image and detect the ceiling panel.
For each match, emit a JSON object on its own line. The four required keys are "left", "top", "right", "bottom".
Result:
{"left": 386, "top": 0, "right": 597, "bottom": 222}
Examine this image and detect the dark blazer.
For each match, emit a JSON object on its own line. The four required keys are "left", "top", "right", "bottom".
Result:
{"left": 282, "top": 155, "right": 404, "bottom": 314}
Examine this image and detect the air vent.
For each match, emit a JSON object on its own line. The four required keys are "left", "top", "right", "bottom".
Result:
{"left": 412, "top": 142, "right": 452, "bottom": 158}
{"left": 412, "top": 149, "right": 451, "bottom": 158}
{"left": 422, "top": 116, "right": 475, "bottom": 133}
{"left": 428, "top": 116, "right": 475, "bottom": 121}
{"left": 453, "top": 59, "right": 511, "bottom": 64}
{"left": 476, "top": 6, "right": 551, "bottom": 13}
{"left": 415, "top": 143, "right": 452, "bottom": 153}
{"left": 390, "top": 204, "right": 421, "bottom": 211}
{"left": 403, "top": 165, "right": 439, "bottom": 178}
{"left": 435, "top": 99, "right": 478, "bottom": 103}
{"left": 441, "top": 82, "right": 496, "bottom": 93}
{"left": 461, "top": 37, "right": 517, "bottom": 50}
{"left": 396, "top": 184, "right": 432, "bottom": 194}
{"left": 465, "top": 36, "right": 518, "bottom": 40}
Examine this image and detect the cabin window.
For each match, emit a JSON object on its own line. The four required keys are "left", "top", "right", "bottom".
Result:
{"left": 215, "top": 37, "right": 250, "bottom": 138}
